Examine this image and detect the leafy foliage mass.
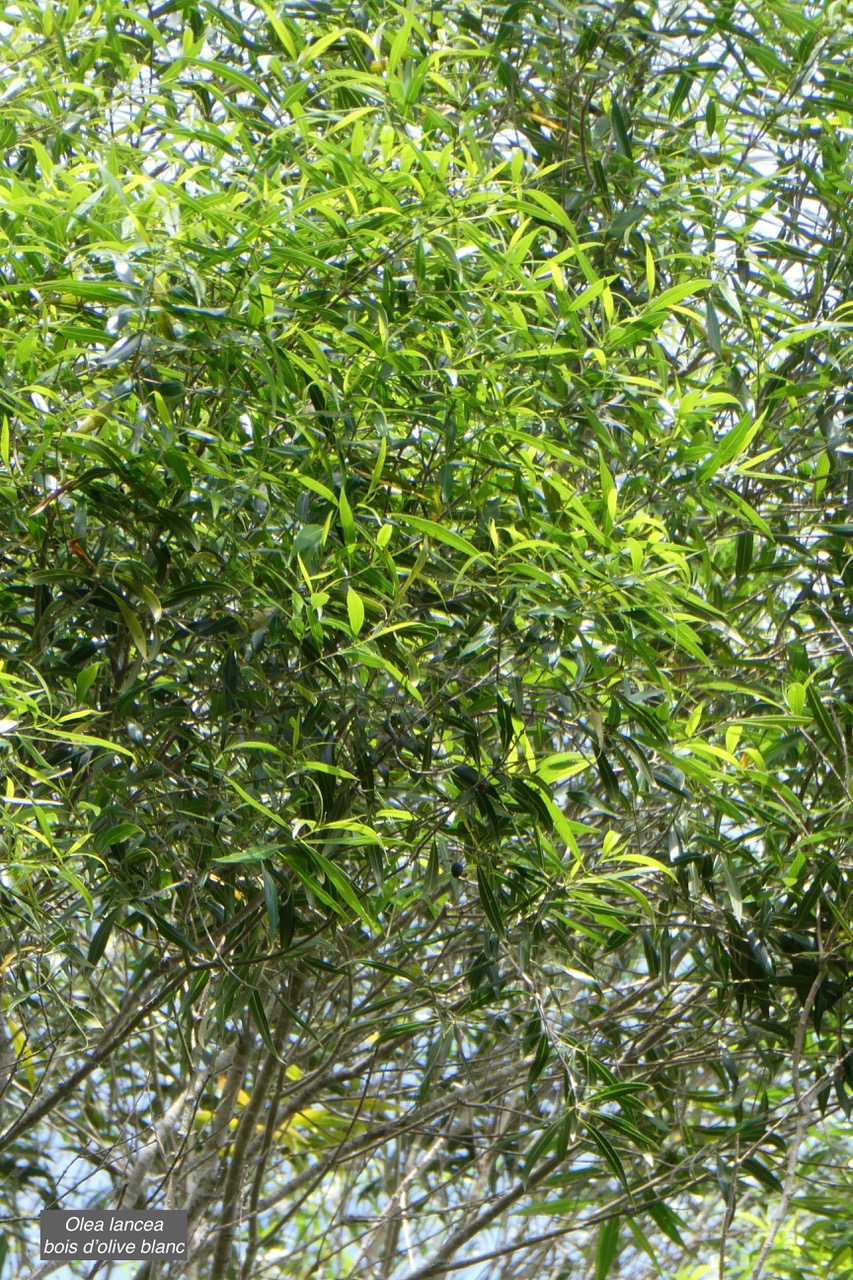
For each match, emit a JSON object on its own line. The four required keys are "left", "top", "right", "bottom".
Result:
{"left": 2, "top": 1, "right": 853, "bottom": 1277}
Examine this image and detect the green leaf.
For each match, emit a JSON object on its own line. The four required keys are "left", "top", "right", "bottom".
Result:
{"left": 396, "top": 515, "right": 481, "bottom": 558}
{"left": 347, "top": 585, "right": 365, "bottom": 636}
{"left": 594, "top": 1217, "right": 620, "bottom": 1280}
{"left": 75, "top": 661, "right": 102, "bottom": 704}
{"left": 786, "top": 681, "right": 806, "bottom": 716}
{"left": 626, "top": 1217, "right": 660, "bottom": 1268}
{"left": 387, "top": 12, "right": 413, "bottom": 76}
{"left": 298, "top": 474, "right": 337, "bottom": 502}
{"left": 806, "top": 683, "right": 842, "bottom": 752}
{"left": 144, "top": 910, "right": 197, "bottom": 953}
{"left": 587, "top": 1123, "right": 632, "bottom": 1200}
{"left": 223, "top": 741, "right": 288, "bottom": 759}
{"left": 645, "top": 1200, "right": 686, "bottom": 1247}
{"left": 368, "top": 436, "right": 387, "bottom": 498}
{"left": 226, "top": 780, "right": 290, "bottom": 828}
{"left": 109, "top": 593, "right": 148, "bottom": 660}
{"left": 138, "top": 584, "right": 163, "bottom": 624}
{"left": 610, "top": 102, "right": 633, "bottom": 160}
{"left": 214, "top": 845, "right": 273, "bottom": 865}
{"left": 696, "top": 409, "right": 766, "bottom": 481}
{"left": 291, "top": 763, "right": 359, "bottom": 782}
{"left": 418, "top": 1026, "right": 453, "bottom": 1104}
{"left": 522, "top": 188, "right": 574, "bottom": 231}
{"left": 669, "top": 71, "right": 694, "bottom": 116}
{"left": 99, "top": 823, "right": 143, "bottom": 848}
{"left": 718, "top": 854, "right": 743, "bottom": 923}
{"left": 521, "top": 1113, "right": 567, "bottom": 1185}
{"left": 741, "top": 1156, "right": 783, "bottom": 1193}
{"left": 645, "top": 278, "right": 713, "bottom": 313}
{"left": 526, "top": 1032, "right": 550, "bottom": 1090}
{"left": 256, "top": 0, "right": 297, "bottom": 55}
{"left": 312, "top": 852, "right": 376, "bottom": 930}
{"left": 339, "top": 483, "right": 356, "bottom": 550}
{"left": 262, "top": 864, "right": 279, "bottom": 938}
{"left": 476, "top": 865, "right": 505, "bottom": 936}
{"left": 705, "top": 295, "right": 723, "bottom": 356}
{"left": 248, "top": 988, "right": 279, "bottom": 1058}
{"left": 734, "top": 529, "right": 753, "bottom": 578}
{"left": 87, "top": 910, "right": 119, "bottom": 967}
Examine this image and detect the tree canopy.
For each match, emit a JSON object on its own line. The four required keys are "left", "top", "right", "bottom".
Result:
{"left": 2, "top": 0, "right": 853, "bottom": 1277}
